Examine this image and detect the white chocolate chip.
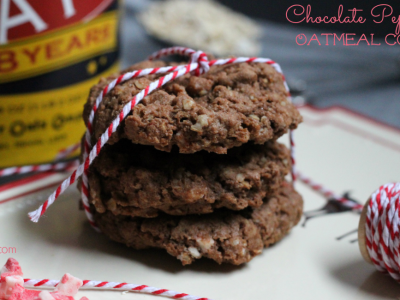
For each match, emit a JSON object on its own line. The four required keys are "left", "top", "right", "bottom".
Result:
{"left": 188, "top": 247, "right": 201, "bottom": 258}
{"left": 183, "top": 98, "right": 195, "bottom": 110}
{"left": 249, "top": 114, "right": 259, "bottom": 121}
{"left": 232, "top": 238, "right": 240, "bottom": 246}
{"left": 177, "top": 253, "right": 191, "bottom": 263}
{"left": 199, "top": 89, "right": 207, "bottom": 96}
{"left": 191, "top": 115, "right": 209, "bottom": 132}
{"left": 198, "top": 115, "right": 209, "bottom": 126}
{"left": 236, "top": 173, "right": 245, "bottom": 182}
{"left": 253, "top": 249, "right": 262, "bottom": 255}
{"left": 260, "top": 116, "right": 268, "bottom": 124}
{"left": 190, "top": 123, "right": 203, "bottom": 132}
{"left": 196, "top": 237, "right": 215, "bottom": 251}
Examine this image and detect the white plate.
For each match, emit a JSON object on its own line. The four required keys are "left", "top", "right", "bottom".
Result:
{"left": 1, "top": 105, "right": 400, "bottom": 300}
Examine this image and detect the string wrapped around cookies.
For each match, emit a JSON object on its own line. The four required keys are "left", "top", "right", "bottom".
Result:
{"left": 27, "top": 47, "right": 298, "bottom": 229}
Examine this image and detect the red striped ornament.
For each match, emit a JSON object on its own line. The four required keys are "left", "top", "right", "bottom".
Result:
{"left": 360, "top": 182, "right": 400, "bottom": 281}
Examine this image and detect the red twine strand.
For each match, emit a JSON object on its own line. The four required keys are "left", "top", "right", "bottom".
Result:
{"left": 23, "top": 278, "right": 212, "bottom": 300}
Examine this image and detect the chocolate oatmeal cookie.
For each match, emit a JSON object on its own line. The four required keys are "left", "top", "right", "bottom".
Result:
{"left": 84, "top": 60, "right": 302, "bottom": 154}
{"left": 88, "top": 139, "right": 291, "bottom": 218}
{"left": 95, "top": 181, "right": 303, "bottom": 265}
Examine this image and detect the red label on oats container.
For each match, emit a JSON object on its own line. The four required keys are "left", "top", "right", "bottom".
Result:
{"left": 0, "top": 0, "right": 120, "bottom": 168}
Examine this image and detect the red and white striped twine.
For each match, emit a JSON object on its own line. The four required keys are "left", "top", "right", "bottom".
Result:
{"left": 80, "top": 47, "right": 209, "bottom": 230}
{"left": 289, "top": 130, "right": 296, "bottom": 182}
{"left": 365, "top": 182, "right": 400, "bottom": 281}
{"left": 296, "top": 171, "right": 364, "bottom": 212}
{"left": 23, "top": 278, "right": 211, "bottom": 300}
{"left": 0, "top": 160, "right": 79, "bottom": 177}
{"left": 0, "top": 141, "right": 80, "bottom": 178}
{"left": 28, "top": 46, "right": 297, "bottom": 225}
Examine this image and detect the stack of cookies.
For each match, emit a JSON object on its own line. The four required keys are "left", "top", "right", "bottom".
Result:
{"left": 83, "top": 60, "right": 303, "bottom": 265}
